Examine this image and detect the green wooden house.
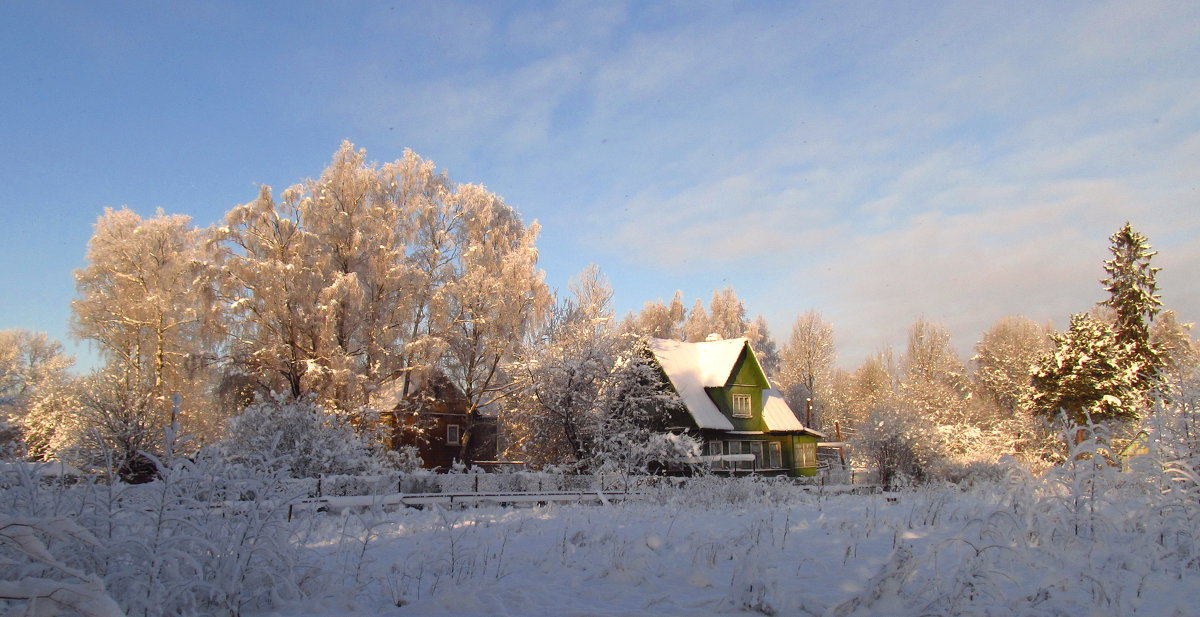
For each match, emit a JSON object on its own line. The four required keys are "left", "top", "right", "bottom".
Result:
{"left": 648, "top": 336, "right": 825, "bottom": 477}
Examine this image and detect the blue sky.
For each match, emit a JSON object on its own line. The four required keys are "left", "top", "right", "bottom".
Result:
{"left": 2, "top": 1, "right": 1198, "bottom": 370}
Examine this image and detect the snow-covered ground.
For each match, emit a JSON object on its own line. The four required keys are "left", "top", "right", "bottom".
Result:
{"left": 4, "top": 439, "right": 1200, "bottom": 617}
{"left": 287, "top": 469, "right": 1200, "bottom": 617}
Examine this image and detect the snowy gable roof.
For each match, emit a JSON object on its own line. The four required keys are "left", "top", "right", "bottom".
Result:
{"left": 648, "top": 337, "right": 824, "bottom": 436}
{"left": 648, "top": 337, "right": 750, "bottom": 431}
{"left": 763, "top": 389, "right": 826, "bottom": 437}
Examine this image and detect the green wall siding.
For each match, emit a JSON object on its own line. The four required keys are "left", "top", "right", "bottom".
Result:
{"left": 706, "top": 347, "right": 772, "bottom": 432}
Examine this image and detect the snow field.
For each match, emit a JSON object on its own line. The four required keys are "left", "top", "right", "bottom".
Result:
{"left": 290, "top": 467, "right": 1200, "bottom": 617}
{"left": 4, "top": 434, "right": 1200, "bottom": 617}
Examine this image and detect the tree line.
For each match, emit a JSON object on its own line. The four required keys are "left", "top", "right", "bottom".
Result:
{"left": 1, "top": 142, "right": 1195, "bottom": 483}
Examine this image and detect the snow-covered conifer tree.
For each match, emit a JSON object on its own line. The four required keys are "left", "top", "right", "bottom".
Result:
{"left": 1028, "top": 313, "right": 1146, "bottom": 427}
{"left": 1100, "top": 222, "right": 1163, "bottom": 390}
{"left": 590, "top": 340, "right": 693, "bottom": 474}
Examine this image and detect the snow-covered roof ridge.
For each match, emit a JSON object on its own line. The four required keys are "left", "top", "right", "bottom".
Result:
{"left": 648, "top": 337, "right": 744, "bottom": 430}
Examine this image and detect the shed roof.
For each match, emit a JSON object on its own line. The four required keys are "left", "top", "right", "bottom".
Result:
{"left": 763, "top": 389, "right": 826, "bottom": 437}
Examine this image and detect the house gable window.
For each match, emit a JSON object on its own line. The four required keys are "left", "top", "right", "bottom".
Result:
{"left": 446, "top": 424, "right": 461, "bottom": 446}
{"left": 731, "top": 394, "right": 752, "bottom": 418}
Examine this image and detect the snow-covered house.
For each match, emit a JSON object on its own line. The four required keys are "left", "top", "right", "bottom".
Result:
{"left": 384, "top": 372, "right": 497, "bottom": 471}
{"left": 648, "top": 336, "right": 825, "bottom": 477}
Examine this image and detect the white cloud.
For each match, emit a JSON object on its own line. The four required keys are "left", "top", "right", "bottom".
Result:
{"left": 324, "top": 1, "right": 1200, "bottom": 367}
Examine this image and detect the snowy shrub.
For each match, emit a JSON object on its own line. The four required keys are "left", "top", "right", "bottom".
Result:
{"left": 94, "top": 451, "right": 316, "bottom": 617}
{"left": 0, "top": 514, "right": 124, "bottom": 617}
{"left": 856, "top": 407, "right": 931, "bottom": 489}
{"left": 219, "top": 394, "right": 376, "bottom": 478}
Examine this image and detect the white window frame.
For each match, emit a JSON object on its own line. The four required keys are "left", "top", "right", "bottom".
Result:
{"left": 731, "top": 394, "right": 752, "bottom": 418}
{"left": 446, "top": 424, "right": 461, "bottom": 446}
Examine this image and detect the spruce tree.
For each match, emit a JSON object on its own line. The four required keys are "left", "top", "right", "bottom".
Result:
{"left": 1027, "top": 313, "right": 1145, "bottom": 426}
{"left": 1100, "top": 222, "right": 1163, "bottom": 389}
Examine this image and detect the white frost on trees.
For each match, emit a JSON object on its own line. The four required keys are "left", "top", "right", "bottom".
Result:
{"left": 72, "top": 208, "right": 220, "bottom": 447}
{"left": 776, "top": 310, "right": 836, "bottom": 426}
{"left": 505, "top": 265, "right": 617, "bottom": 465}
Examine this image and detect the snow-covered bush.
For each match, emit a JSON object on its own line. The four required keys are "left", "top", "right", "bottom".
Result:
{"left": 1, "top": 448, "right": 321, "bottom": 617}
{"left": 96, "top": 451, "right": 317, "bottom": 617}
{"left": 218, "top": 394, "right": 376, "bottom": 478}
{"left": 856, "top": 406, "right": 931, "bottom": 489}
{"left": 0, "top": 514, "right": 124, "bottom": 617}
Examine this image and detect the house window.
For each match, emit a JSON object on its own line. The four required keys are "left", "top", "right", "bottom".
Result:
{"left": 446, "top": 424, "right": 461, "bottom": 446}
{"left": 705, "top": 441, "right": 722, "bottom": 468}
{"left": 769, "top": 442, "right": 782, "bottom": 469}
{"left": 749, "top": 441, "right": 764, "bottom": 469}
{"left": 724, "top": 440, "right": 754, "bottom": 470}
{"left": 794, "top": 441, "right": 816, "bottom": 468}
{"left": 731, "top": 394, "right": 752, "bottom": 418}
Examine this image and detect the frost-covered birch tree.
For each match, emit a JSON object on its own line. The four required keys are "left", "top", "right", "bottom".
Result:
{"left": 777, "top": 310, "right": 836, "bottom": 424}
{"left": 622, "top": 291, "right": 686, "bottom": 340}
{"left": 899, "top": 319, "right": 995, "bottom": 463}
{"left": 743, "top": 315, "right": 780, "bottom": 377}
{"left": 216, "top": 185, "right": 322, "bottom": 403}
{"left": 72, "top": 207, "right": 220, "bottom": 447}
{"left": 682, "top": 299, "right": 710, "bottom": 343}
{"left": 0, "top": 330, "right": 76, "bottom": 457}
{"left": 707, "top": 287, "right": 748, "bottom": 340}
{"left": 1152, "top": 310, "right": 1199, "bottom": 393}
{"left": 439, "top": 183, "right": 550, "bottom": 462}
{"left": 505, "top": 265, "right": 616, "bottom": 465}
{"left": 214, "top": 142, "right": 547, "bottom": 435}
{"left": 972, "top": 316, "right": 1051, "bottom": 414}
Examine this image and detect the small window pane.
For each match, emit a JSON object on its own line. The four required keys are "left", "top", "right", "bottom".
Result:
{"left": 447, "top": 424, "right": 461, "bottom": 446}
{"left": 793, "top": 441, "right": 816, "bottom": 468}
{"left": 732, "top": 394, "right": 752, "bottom": 418}
{"left": 769, "top": 442, "right": 782, "bottom": 469}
